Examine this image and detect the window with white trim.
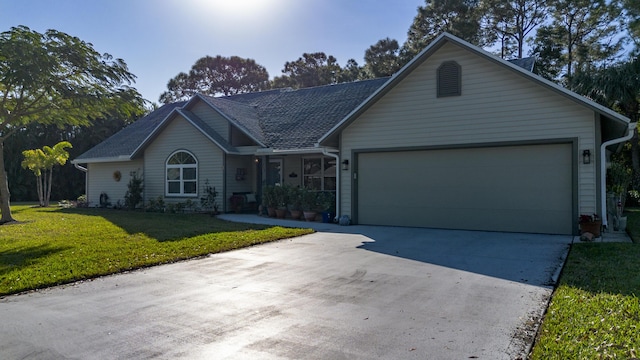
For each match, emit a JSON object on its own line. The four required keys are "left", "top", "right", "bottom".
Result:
{"left": 302, "top": 157, "right": 336, "bottom": 191}
{"left": 166, "top": 151, "right": 197, "bottom": 196}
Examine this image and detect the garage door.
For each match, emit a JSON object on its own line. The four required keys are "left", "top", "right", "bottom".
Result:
{"left": 356, "top": 143, "right": 573, "bottom": 234}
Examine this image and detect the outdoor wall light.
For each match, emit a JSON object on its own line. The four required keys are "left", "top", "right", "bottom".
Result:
{"left": 341, "top": 159, "right": 349, "bottom": 170}
{"left": 583, "top": 149, "right": 591, "bottom": 164}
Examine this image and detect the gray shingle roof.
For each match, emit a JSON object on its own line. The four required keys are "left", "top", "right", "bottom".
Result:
{"left": 198, "top": 95, "right": 266, "bottom": 146}
{"left": 224, "top": 78, "right": 389, "bottom": 149}
{"left": 75, "top": 101, "right": 186, "bottom": 161}
{"left": 507, "top": 57, "right": 536, "bottom": 72}
{"left": 75, "top": 78, "right": 388, "bottom": 162}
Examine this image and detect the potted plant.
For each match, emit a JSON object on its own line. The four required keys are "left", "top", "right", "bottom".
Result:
{"left": 579, "top": 213, "right": 602, "bottom": 237}
{"left": 301, "top": 188, "right": 318, "bottom": 221}
{"left": 272, "top": 185, "right": 288, "bottom": 219}
{"left": 229, "top": 194, "right": 244, "bottom": 213}
{"left": 262, "top": 185, "right": 277, "bottom": 217}
{"left": 287, "top": 186, "right": 303, "bottom": 220}
{"left": 317, "top": 191, "right": 336, "bottom": 223}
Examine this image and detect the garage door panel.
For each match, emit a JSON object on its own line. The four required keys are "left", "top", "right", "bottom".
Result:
{"left": 356, "top": 144, "right": 573, "bottom": 234}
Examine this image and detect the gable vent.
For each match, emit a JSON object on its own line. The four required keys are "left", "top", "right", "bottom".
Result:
{"left": 437, "top": 61, "right": 461, "bottom": 97}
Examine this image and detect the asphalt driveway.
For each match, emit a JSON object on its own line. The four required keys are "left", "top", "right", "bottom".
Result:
{"left": 0, "top": 220, "right": 570, "bottom": 359}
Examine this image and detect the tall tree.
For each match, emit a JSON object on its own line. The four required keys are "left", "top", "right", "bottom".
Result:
{"left": 364, "top": 38, "right": 403, "bottom": 77}
{"left": 159, "top": 55, "right": 270, "bottom": 103}
{"left": 573, "top": 58, "right": 640, "bottom": 172}
{"left": 483, "top": 0, "right": 548, "bottom": 58}
{"left": 401, "top": 0, "right": 487, "bottom": 62}
{"left": 21, "top": 141, "right": 72, "bottom": 207}
{"left": 530, "top": 0, "right": 625, "bottom": 88}
{"left": 277, "top": 52, "right": 343, "bottom": 88}
{"left": 337, "top": 59, "right": 367, "bottom": 83}
{"left": 0, "top": 26, "right": 143, "bottom": 224}
{"left": 624, "top": 0, "right": 640, "bottom": 47}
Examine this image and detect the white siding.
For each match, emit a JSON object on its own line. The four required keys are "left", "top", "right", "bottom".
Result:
{"left": 341, "top": 42, "right": 597, "bottom": 218}
{"left": 143, "top": 115, "right": 224, "bottom": 205}
{"left": 86, "top": 160, "right": 143, "bottom": 207}
{"left": 190, "top": 101, "right": 229, "bottom": 142}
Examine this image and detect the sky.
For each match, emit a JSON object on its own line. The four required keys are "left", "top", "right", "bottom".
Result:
{"left": 0, "top": 0, "right": 424, "bottom": 104}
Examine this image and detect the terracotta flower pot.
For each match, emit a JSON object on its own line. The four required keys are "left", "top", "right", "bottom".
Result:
{"left": 275, "top": 208, "right": 287, "bottom": 219}
{"left": 303, "top": 211, "right": 317, "bottom": 222}
{"left": 290, "top": 209, "right": 302, "bottom": 220}
{"left": 267, "top": 207, "right": 277, "bottom": 217}
{"left": 580, "top": 220, "right": 602, "bottom": 237}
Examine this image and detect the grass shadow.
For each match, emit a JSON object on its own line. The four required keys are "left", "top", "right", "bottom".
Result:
{"left": 0, "top": 244, "right": 69, "bottom": 276}
{"left": 56, "top": 207, "right": 270, "bottom": 242}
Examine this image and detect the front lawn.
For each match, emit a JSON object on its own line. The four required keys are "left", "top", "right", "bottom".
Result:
{"left": 0, "top": 205, "right": 313, "bottom": 296}
{"left": 530, "top": 220, "right": 640, "bottom": 358}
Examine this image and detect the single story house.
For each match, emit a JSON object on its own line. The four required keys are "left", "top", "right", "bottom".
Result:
{"left": 73, "top": 33, "right": 632, "bottom": 235}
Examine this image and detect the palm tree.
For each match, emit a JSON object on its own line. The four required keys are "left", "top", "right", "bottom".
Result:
{"left": 21, "top": 141, "right": 72, "bottom": 207}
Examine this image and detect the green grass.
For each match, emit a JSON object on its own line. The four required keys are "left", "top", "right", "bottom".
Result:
{"left": 530, "top": 242, "right": 640, "bottom": 359}
{"left": 624, "top": 208, "right": 640, "bottom": 244}
{"left": 0, "top": 205, "right": 313, "bottom": 296}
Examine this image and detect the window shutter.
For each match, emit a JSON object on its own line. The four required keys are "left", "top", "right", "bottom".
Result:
{"left": 437, "top": 61, "right": 461, "bottom": 97}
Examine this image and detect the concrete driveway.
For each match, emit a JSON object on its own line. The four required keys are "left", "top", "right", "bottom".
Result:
{"left": 0, "top": 218, "right": 570, "bottom": 359}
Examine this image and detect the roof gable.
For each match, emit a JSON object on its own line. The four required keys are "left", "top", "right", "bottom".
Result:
{"left": 318, "top": 33, "right": 630, "bottom": 145}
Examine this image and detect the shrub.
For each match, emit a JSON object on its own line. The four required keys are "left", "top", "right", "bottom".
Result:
{"left": 77, "top": 194, "right": 88, "bottom": 208}
{"left": 99, "top": 192, "right": 111, "bottom": 208}
{"left": 124, "top": 171, "right": 144, "bottom": 210}
{"left": 200, "top": 180, "right": 218, "bottom": 214}
{"left": 145, "top": 196, "right": 165, "bottom": 212}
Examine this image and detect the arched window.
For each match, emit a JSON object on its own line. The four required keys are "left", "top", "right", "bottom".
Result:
{"left": 437, "top": 61, "right": 461, "bottom": 97}
{"left": 166, "top": 151, "right": 197, "bottom": 196}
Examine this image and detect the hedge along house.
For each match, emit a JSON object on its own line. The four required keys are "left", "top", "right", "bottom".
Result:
{"left": 73, "top": 33, "right": 632, "bottom": 235}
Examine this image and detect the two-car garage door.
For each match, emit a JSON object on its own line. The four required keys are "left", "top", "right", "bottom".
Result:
{"left": 355, "top": 143, "right": 573, "bottom": 234}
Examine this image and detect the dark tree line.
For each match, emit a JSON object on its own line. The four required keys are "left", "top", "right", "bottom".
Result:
{"left": 5, "top": 112, "right": 143, "bottom": 203}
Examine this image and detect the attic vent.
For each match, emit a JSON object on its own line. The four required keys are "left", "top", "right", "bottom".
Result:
{"left": 437, "top": 61, "right": 461, "bottom": 97}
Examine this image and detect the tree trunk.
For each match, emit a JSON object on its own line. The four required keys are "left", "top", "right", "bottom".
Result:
{"left": 0, "top": 140, "right": 16, "bottom": 224}
{"left": 45, "top": 168, "right": 53, "bottom": 207}
{"left": 36, "top": 174, "right": 44, "bottom": 207}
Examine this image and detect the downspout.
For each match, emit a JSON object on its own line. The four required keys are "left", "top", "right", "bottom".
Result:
{"left": 321, "top": 148, "right": 340, "bottom": 221}
{"left": 600, "top": 122, "right": 636, "bottom": 229}
{"left": 73, "top": 163, "right": 87, "bottom": 172}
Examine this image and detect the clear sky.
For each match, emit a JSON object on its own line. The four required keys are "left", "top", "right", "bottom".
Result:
{"left": 0, "top": 0, "right": 424, "bottom": 104}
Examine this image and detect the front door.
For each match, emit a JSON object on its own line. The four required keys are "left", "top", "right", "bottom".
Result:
{"left": 267, "top": 159, "right": 283, "bottom": 186}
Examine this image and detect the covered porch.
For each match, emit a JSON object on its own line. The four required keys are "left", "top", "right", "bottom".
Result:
{"left": 224, "top": 149, "right": 341, "bottom": 217}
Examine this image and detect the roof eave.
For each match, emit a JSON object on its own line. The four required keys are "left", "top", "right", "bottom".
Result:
{"left": 71, "top": 155, "right": 132, "bottom": 164}
{"left": 255, "top": 147, "right": 327, "bottom": 155}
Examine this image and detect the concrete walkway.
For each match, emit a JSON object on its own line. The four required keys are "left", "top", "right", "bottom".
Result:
{"left": 1, "top": 216, "right": 573, "bottom": 359}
